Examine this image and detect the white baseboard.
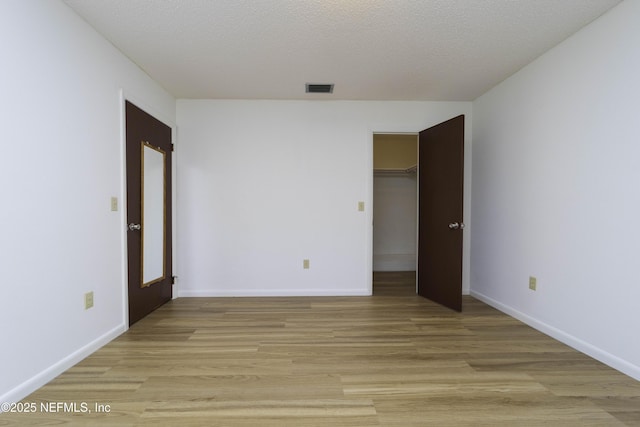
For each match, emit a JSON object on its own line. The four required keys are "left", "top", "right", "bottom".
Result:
{"left": 470, "top": 290, "right": 640, "bottom": 381}
{"left": 0, "top": 324, "right": 126, "bottom": 409}
{"left": 178, "top": 289, "right": 371, "bottom": 297}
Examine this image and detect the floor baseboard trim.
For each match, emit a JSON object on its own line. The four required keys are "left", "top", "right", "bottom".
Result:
{"left": 470, "top": 290, "right": 640, "bottom": 381}
{"left": 178, "top": 289, "right": 371, "bottom": 297}
{"left": 0, "top": 324, "right": 126, "bottom": 408}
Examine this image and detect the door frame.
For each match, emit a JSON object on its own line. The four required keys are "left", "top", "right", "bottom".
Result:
{"left": 368, "top": 119, "right": 470, "bottom": 297}
{"left": 118, "top": 90, "right": 178, "bottom": 328}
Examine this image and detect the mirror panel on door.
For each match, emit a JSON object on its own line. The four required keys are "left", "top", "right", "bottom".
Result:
{"left": 141, "top": 141, "right": 166, "bottom": 287}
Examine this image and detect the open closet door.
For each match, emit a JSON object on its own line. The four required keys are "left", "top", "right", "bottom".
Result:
{"left": 417, "top": 115, "right": 464, "bottom": 311}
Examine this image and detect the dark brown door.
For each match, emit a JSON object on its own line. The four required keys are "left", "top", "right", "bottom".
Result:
{"left": 417, "top": 115, "right": 464, "bottom": 311}
{"left": 126, "top": 101, "right": 172, "bottom": 326}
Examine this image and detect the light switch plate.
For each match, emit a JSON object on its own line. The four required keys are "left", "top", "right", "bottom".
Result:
{"left": 110, "top": 197, "right": 118, "bottom": 212}
{"left": 529, "top": 276, "right": 537, "bottom": 291}
{"left": 303, "top": 259, "right": 310, "bottom": 269}
{"left": 85, "top": 291, "right": 94, "bottom": 310}
{"left": 358, "top": 201, "right": 365, "bottom": 212}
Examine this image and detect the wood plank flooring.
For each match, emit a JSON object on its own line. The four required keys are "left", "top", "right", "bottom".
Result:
{"left": 2, "top": 271, "right": 639, "bottom": 426}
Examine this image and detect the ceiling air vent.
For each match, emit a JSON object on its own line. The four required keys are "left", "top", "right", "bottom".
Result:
{"left": 306, "top": 83, "right": 334, "bottom": 94}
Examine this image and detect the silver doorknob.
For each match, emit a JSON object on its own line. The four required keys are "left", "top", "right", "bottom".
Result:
{"left": 128, "top": 223, "right": 141, "bottom": 231}
{"left": 448, "top": 222, "right": 460, "bottom": 229}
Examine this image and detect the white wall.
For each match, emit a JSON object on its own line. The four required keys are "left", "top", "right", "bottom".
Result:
{"left": 471, "top": 0, "right": 640, "bottom": 380}
{"left": 0, "top": 0, "right": 175, "bottom": 403}
{"left": 373, "top": 174, "right": 418, "bottom": 271}
{"left": 176, "top": 100, "right": 472, "bottom": 297}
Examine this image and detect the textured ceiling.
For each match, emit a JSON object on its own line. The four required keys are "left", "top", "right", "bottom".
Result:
{"left": 63, "top": 0, "right": 621, "bottom": 101}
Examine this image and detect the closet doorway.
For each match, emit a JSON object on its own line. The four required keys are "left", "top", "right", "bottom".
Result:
{"left": 372, "top": 134, "right": 418, "bottom": 296}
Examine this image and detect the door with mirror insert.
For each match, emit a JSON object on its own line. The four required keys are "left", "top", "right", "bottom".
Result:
{"left": 126, "top": 101, "right": 173, "bottom": 326}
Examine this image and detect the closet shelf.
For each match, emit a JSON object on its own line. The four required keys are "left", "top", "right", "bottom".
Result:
{"left": 374, "top": 165, "right": 417, "bottom": 175}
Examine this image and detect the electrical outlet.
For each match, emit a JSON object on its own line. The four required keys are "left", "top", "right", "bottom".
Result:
{"left": 303, "top": 259, "right": 310, "bottom": 269}
{"left": 85, "top": 291, "right": 94, "bottom": 310}
{"left": 529, "top": 276, "right": 537, "bottom": 291}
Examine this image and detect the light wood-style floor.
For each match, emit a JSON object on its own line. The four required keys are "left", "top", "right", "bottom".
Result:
{"left": 2, "top": 271, "right": 639, "bottom": 426}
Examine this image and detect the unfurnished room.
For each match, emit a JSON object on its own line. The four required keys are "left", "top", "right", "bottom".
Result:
{"left": 1, "top": 1, "right": 639, "bottom": 425}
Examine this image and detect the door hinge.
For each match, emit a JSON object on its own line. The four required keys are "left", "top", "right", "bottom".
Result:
{"left": 170, "top": 143, "right": 175, "bottom": 152}
{"left": 171, "top": 275, "right": 177, "bottom": 284}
